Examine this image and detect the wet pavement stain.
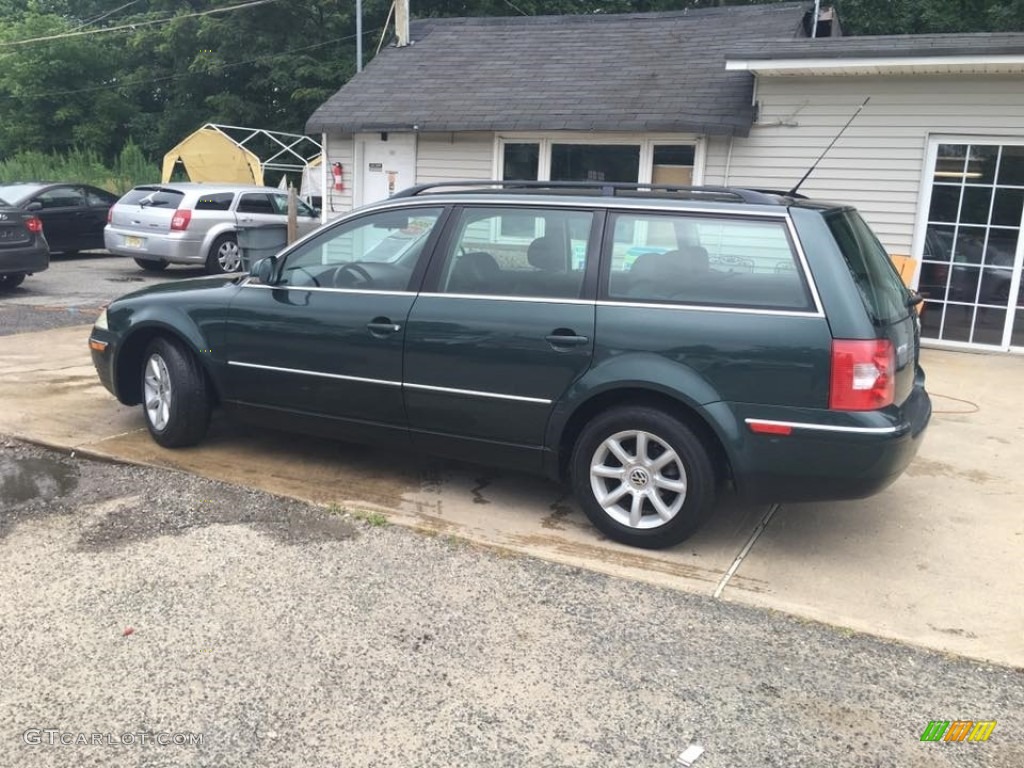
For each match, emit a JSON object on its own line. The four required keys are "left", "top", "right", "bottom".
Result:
{"left": 905, "top": 458, "right": 995, "bottom": 484}
{"left": 76, "top": 482, "right": 359, "bottom": 552}
{"left": 470, "top": 475, "right": 493, "bottom": 505}
{"left": 541, "top": 494, "right": 583, "bottom": 531}
{"left": 0, "top": 455, "right": 79, "bottom": 539}
{"left": 0, "top": 456, "right": 78, "bottom": 505}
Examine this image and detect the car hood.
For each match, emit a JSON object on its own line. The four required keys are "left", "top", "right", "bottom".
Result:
{"left": 111, "top": 273, "right": 246, "bottom": 305}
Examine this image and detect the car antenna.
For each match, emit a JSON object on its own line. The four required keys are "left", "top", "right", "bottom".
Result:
{"left": 787, "top": 96, "right": 870, "bottom": 197}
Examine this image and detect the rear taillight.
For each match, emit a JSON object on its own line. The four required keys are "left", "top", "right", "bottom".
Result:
{"left": 170, "top": 209, "right": 191, "bottom": 231}
{"left": 25, "top": 216, "right": 43, "bottom": 233}
{"left": 829, "top": 339, "right": 895, "bottom": 411}
{"left": 107, "top": 207, "right": 113, "bottom": 223}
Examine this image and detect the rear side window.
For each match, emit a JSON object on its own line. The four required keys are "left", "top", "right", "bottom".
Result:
{"left": 194, "top": 193, "right": 234, "bottom": 211}
{"left": 120, "top": 187, "right": 184, "bottom": 209}
{"left": 605, "top": 212, "right": 813, "bottom": 311}
{"left": 826, "top": 209, "right": 909, "bottom": 325}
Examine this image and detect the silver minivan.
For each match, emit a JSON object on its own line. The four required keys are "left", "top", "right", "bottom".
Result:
{"left": 105, "top": 183, "right": 320, "bottom": 274}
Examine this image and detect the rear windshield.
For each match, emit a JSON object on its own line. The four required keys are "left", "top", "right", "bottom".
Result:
{"left": 826, "top": 209, "right": 910, "bottom": 325}
{"left": 120, "top": 187, "right": 184, "bottom": 209}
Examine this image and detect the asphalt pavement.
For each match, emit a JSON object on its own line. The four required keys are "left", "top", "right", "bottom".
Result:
{"left": 0, "top": 250, "right": 202, "bottom": 335}
{"left": 1, "top": 438, "right": 1022, "bottom": 768}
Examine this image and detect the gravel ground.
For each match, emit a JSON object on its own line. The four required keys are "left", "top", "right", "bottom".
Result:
{"left": 0, "top": 438, "right": 1021, "bottom": 768}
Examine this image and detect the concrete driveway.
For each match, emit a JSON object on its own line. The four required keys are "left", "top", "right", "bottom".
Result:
{"left": 0, "top": 325, "right": 1021, "bottom": 668}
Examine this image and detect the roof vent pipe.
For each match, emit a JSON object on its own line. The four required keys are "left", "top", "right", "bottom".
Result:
{"left": 396, "top": 0, "right": 410, "bottom": 47}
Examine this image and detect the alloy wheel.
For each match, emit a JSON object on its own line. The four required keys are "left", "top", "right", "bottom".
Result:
{"left": 143, "top": 353, "right": 172, "bottom": 431}
{"left": 589, "top": 429, "right": 687, "bottom": 529}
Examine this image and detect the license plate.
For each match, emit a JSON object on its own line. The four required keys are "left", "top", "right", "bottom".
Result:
{"left": 125, "top": 236, "right": 144, "bottom": 248}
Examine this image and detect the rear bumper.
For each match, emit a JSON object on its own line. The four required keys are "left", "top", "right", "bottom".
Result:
{"left": 105, "top": 226, "right": 206, "bottom": 264}
{"left": 718, "top": 379, "right": 932, "bottom": 503}
{"left": 0, "top": 243, "right": 49, "bottom": 275}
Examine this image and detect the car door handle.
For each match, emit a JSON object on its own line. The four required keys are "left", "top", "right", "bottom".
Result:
{"left": 367, "top": 320, "right": 402, "bottom": 336}
{"left": 545, "top": 330, "right": 589, "bottom": 348}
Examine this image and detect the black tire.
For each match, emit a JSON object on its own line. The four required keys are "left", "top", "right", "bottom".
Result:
{"left": 0, "top": 273, "right": 26, "bottom": 290}
{"left": 570, "top": 406, "right": 716, "bottom": 549}
{"left": 140, "top": 337, "right": 212, "bottom": 448}
{"left": 135, "top": 257, "right": 169, "bottom": 272}
{"left": 205, "top": 234, "right": 241, "bottom": 275}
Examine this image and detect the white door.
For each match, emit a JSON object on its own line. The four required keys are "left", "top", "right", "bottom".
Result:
{"left": 357, "top": 133, "right": 417, "bottom": 206}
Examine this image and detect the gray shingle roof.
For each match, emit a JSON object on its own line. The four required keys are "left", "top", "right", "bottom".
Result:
{"left": 728, "top": 32, "right": 1024, "bottom": 60}
{"left": 306, "top": 3, "right": 812, "bottom": 138}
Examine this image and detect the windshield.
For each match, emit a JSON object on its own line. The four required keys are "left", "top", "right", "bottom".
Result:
{"left": 826, "top": 209, "right": 910, "bottom": 326}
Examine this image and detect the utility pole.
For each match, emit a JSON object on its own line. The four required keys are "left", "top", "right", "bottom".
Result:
{"left": 396, "top": 0, "right": 409, "bottom": 47}
{"left": 356, "top": 0, "right": 363, "bottom": 72}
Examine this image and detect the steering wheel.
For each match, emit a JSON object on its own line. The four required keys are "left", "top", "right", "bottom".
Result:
{"left": 331, "top": 262, "right": 374, "bottom": 288}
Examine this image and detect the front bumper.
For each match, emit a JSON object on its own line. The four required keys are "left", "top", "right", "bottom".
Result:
{"left": 718, "top": 379, "right": 932, "bottom": 503}
{"left": 89, "top": 328, "right": 118, "bottom": 398}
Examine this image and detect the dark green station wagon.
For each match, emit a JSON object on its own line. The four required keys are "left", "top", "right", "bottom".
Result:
{"left": 89, "top": 181, "right": 931, "bottom": 549}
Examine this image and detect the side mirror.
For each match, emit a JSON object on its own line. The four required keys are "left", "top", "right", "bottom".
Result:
{"left": 250, "top": 256, "right": 276, "bottom": 284}
{"left": 25, "top": 201, "right": 43, "bottom": 212}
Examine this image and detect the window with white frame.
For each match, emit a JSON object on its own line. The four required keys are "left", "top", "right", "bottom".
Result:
{"left": 499, "top": 137, "right": 698, "bottom": 186}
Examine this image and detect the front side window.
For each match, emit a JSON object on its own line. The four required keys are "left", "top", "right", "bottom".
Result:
{"left": 269, "top": 193, "right": 318, "bottom": 218}
{"left": 605, "top": 212, "right": 812, "bottom": 311}
{"left": 437, "top": 207, "right": 594, "bottom": 299}
{"left": 237, "top": 194, "right": 275, "bottom": 215}
{"left": 278, "top": 207, "right": 442, "bottom": 291}
{"left": 35, "top": 187, "right": 86, "bottom": 209}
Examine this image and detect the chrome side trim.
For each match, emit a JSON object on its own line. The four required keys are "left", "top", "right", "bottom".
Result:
{"left": 241, "top": 283, "right": 412, "bottom": 296}
{"left": 416, "top": 292, "right": 592, "bottom": 306}
{"left": 745, "top": 418, "right": 900, "bottom": 435}
{"left": 227, "top": 361, "right": 549, "bottom": 404}
{"left": 227, "top": 360, "right": 401, "bottom": 387}
{"left": 404, "top": 382, "right": 551, "bottom": 404}
{"left": 597, "top": 300, "right": 823, "bottom": 318}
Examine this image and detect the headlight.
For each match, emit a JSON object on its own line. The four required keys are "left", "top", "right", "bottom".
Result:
{"left": 94, "top": 308, "right": 108, "bottom": 330}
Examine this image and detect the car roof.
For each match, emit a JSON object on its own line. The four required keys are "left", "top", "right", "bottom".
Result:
{"left": 127, "top": 183, "right": 286, "bottom": 195}
{"left": 0, "top": 182, "right": 113, "bottom": 205}
{"left": 379, "top": 181, "right": 850, "bottom": 215}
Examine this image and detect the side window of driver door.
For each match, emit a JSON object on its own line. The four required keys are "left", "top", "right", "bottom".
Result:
{"left": 278, "top": 208, "right": 443, "bottom": 292}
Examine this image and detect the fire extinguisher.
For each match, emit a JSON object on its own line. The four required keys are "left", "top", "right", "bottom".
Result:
{"left": 332, "top": 162, "right": 344, "bottom": 191}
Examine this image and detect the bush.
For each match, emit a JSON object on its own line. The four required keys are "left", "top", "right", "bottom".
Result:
{"left": 0, "top": 141, "right": 159, "bottom": 193}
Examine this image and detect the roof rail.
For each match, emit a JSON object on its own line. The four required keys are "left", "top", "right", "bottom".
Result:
{"left": 390, "top": 180, "right": 783, "bottom": 204}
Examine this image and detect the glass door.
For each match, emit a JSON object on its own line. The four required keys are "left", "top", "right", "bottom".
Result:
{"left": 918, "top": 142, "right": 1024, "bottom": 349}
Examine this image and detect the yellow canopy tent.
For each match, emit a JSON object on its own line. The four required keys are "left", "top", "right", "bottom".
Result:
{"left": 161, "top": 126, "right": 264, "bottom": 185}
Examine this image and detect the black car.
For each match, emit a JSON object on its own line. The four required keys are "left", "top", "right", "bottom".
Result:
{"left": 0, "top": 201, "right": 48, "bottom": 289}
{"left": 0, "top": 183, "right": 118, "bottom": 255}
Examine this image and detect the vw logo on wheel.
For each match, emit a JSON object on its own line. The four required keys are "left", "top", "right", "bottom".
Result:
{"left": 628, "top": 467, "right": 650, "bottom": 488}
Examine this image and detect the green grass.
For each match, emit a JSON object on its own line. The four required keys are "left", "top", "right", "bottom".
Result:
{"left": 0, "top": 141, "right": 159, "bottom": 195}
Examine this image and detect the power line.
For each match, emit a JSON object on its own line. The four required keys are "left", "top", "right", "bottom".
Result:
{"left": 0, "top": 30, "right": 380, "bottom": 101}
{"left": 0, "top": 0, "right": 283, "bottom": 48}
{"left": 71, "top": 0, "right": 144, "bottom": 31}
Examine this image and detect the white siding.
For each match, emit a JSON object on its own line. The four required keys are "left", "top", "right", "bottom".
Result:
{"left": 704, "top": 75, "right": 1024, "bottom": 254}
{"left": 323, "top": 133, "right": 354, "bottom": 219}
{"left": 416, "top": 132, "right": 495, "bottom": 184}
